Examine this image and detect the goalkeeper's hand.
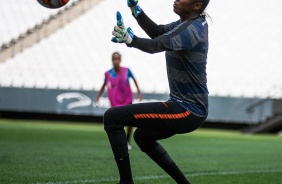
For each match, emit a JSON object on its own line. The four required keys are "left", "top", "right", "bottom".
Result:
{"left": 111, "top": 11, "right": 135, "bottom": 44}
{"left": 127, "top": 0, "right": 143, "bottom": 17}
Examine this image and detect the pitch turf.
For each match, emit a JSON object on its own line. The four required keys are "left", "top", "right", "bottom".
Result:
{"left": 0, "top": 119, "right": 282, "bottom": 184}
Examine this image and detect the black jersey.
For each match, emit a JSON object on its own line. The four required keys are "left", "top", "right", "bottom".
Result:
{"left": 128, "top": 12, "right": 209, "bottom": 117}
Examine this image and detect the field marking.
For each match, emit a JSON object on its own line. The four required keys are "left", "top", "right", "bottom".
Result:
{"left": 34, "top": 169, "right": 282, "bottom": 184}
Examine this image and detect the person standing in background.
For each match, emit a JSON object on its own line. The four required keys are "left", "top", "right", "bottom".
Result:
{"left": 95, "top": 52, "right": 142, "bottom": 149}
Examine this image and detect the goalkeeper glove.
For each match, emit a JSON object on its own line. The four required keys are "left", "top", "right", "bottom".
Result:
{"left": 111, "top": 11, "right": 135, "bottom": 44}
{"left": 127, "top": 0, "right": 143, "bottom": 17}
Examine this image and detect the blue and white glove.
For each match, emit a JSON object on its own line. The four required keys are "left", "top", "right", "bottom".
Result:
{"left": 111, "top": 11, "right": 135, "bottom": 44}
{"left": 127, "top": 0, "right": 143, "bottom": 17}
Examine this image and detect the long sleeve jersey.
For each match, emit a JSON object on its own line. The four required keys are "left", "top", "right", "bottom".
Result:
{"left": 128, "top": 12, "right": 209, "bottom": 117}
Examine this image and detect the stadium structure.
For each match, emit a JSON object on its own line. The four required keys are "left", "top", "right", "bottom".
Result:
{"left": 0, "top": 0, "right": 282, "bottom": 134}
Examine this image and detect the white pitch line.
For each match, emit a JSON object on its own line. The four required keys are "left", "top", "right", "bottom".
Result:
{"left": 34, "top": 169, "right": 282, "bottom": 184}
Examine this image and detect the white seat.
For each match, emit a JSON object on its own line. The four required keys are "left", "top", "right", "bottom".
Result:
{"left": 1, "top": 0, "right": 282, "bottom": 99}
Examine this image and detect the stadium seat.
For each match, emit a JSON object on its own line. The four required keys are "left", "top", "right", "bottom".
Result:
{"left": 0, "top": 0, "right": 282, "bottom": 99}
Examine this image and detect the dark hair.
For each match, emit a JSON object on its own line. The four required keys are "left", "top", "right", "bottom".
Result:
{"left": 198, "top": 0, "right": 210, "bottom": 14}
{"left": 198, "top": 0, "right": 211, "bottom": 22}
{"left": 112, "top": 52, "right": 121, "bottom": 59}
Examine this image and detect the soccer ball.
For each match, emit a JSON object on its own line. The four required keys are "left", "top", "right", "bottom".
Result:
{"left": 37, "top": 0, "right": 70, "bottom": 9}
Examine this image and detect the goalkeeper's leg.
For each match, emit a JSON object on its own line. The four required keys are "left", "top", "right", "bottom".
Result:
{"left": 103, "top": 101, "right": 205, "bottom": 184}
{"left": 134, "top": 128, "right": 191, "bottom": 184}
{"left": 104, "top": 119, "right": 133, "bottom": 184}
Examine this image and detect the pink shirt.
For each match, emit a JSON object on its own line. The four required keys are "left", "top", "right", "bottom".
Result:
{"left": 105, "top": 67, "right": 134, "bottom": 107}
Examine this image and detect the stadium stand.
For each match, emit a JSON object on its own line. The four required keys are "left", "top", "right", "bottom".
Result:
{"left": 0, "top": 0, "right": 65, "bottom": 45}
{"left": 0, "top": 0, "right": 101, "bottom": 62}
{"left": 245, "top": 114, "right": 282, "bottom": 134}
{"left": 0, "top": 0, "right": 282, "bottom": 133}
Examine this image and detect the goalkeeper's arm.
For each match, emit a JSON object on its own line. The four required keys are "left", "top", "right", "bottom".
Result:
{"left": 127, "top": 0, "right": 165, "bottom": 39}
{"left": 111, "top": 11, "right": 171, "bottom": 54}
{"left": 134, "top": 11, "right": 166, "bottom": 39}
{"left": 127, "top": 35, "right": 171, "bottom": 54}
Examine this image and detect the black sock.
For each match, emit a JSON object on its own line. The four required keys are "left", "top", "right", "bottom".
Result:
{"left": 115, "top": 154, "right": 134, "bottom": 184}
{"left": 145, "top": 143, "right": 190, "bottom": 184}
{"left": 106, "top": 128, "right": 134, "bottom": 184}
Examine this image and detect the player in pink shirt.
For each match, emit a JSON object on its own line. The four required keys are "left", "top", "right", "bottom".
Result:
{"left": 95, "top": 52, "right": 142, "bottom": 149}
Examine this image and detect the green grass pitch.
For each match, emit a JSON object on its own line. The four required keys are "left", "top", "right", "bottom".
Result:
{"left": 0, "top": 119, "right": 282, "bottom": 184}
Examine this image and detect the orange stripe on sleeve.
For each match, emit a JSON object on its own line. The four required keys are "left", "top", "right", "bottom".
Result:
{"left": 134, "top": 111, "right": 191, "bottom": 120}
